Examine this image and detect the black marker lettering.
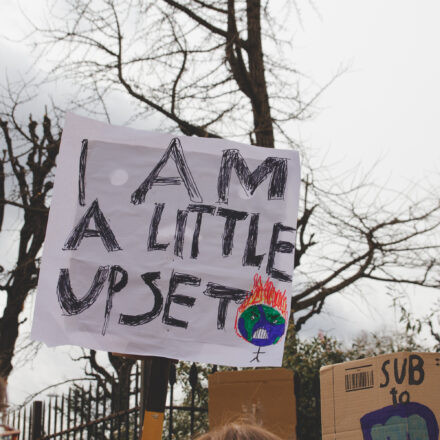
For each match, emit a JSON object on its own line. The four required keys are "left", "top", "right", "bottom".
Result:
{"left": 188, "top": 204, "right": 216, "bottom": 259}
{"left": 217, "top": 149, "right": 288, "bottom": 204}
{"left": 217, "top": 208, "right": 248, "bottom": 257}
{"left": 102, "top": 265, "right": 128, "bottom": 336}
{"left": 162, "top": 271, "right": 200, "bottom": 329}
{"left": 409, "top": 354, "right": 424, "bottom": 385}
{"left": 63, "top": 199, "right": 122, "bottom": 252}
{"left": 380, "top": 359, "right": 390, "bottom": 388}
{"left": 204, "top": 283, "right": 250, "bottom": 329}
{"left": 119, "top": 272, "right": 164, "bottom": 326}
{"left": 399, "top": 391, "right": 410, "bottom": 404}
{"left": 390, "top": 387, "right": 398, "bottom": 405}
{"left": 148, "top": 203, "right": 169, "bottom": 251}
{"left": 56, "top": 266, "right": 109, "bottom": 315}
{"left": 394, "top": 358, "right": 407, "bottom": 384}
{"left": 243, "top": 213, "right": 264, "bottom": 268}
{"left": 266, "top": 222, "right": 295, "bottom": 282}
{"left": 78, "top": 139, "right": 88, "bottom": 206}
{"left": 131, "top": 138, "right": 202, "bottom": 205}
{"left": 174, "top": 209, "right": 188, "bottom": 258}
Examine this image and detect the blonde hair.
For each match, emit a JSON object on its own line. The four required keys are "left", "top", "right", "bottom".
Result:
{"left": 195, "top": 422, "right": 283, "bottom": 440}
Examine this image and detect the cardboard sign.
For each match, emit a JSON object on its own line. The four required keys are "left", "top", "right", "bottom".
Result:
{"left": 31, "top": 113, "right": 301, "bottom": 367}
{"left": 320, "top": 352, "right": 440, "bottom": 440}
{"left": 208, "top": 369, "right": 296, "bottom": 439}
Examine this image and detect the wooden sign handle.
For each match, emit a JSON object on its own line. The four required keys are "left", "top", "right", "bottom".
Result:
{"left": 140, "top": 357, "right": 171, "bottom": 440}
{"left": 113, "top": 353, "right": 172, "bottom": 440}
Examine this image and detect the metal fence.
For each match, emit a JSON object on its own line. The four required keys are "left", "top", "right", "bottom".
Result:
{"left": 6, "top": 362, "right": 208, "bottom": 440}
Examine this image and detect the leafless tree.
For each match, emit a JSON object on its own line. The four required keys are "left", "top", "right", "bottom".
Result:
{"left": 292, "top": 174, "right": 440, "bottom": 329}
{"left": 2, "top": 0, "right": 440, "bottom": 391}
{"left": 74, "top": 349, "right": 136, "bottom": 413}
{"left": 33, "top": 0, "right": 321, "bottom": 147}
{"left": 0, "top": 90, "right": 136, "bottom": 403}
{"left": 31, "top": 0, "right": 439, "bottom": 328}
{"left": 0, "top": 90, "right": 61, "bottom": 386}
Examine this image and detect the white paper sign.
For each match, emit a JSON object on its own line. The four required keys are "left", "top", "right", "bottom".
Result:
{"left": 31, "top": 113, "right": 300, "bottom": 367}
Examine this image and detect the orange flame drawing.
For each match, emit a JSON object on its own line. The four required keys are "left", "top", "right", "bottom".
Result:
{"left": 235, "top": 273, "right": 288, "bottom": 329}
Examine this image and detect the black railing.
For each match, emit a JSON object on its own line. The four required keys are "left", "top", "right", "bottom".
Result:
{"left": 6, "top": 362, "right": 208, "bottom": 440}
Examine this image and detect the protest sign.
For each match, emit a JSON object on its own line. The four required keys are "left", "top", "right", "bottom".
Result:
{"left": 31, "top": 113, "right": 300, "bottom": 367}
{"left": 209, "top": 369, "right": 296, "bottom": 439}
{"left": 320, "top": 352, "right": 440, "bottom": 440}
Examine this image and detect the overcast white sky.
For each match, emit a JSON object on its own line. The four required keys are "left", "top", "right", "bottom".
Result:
{"left": 1, "top": 0, "right": 439, "bottom": 404}
{"left": 297, "top": 1, "right": 440, "bottom": 177}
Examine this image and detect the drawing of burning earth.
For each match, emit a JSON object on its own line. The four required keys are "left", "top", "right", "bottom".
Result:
{"left": 235, "top": 274, "right": 288, "bottom": 347}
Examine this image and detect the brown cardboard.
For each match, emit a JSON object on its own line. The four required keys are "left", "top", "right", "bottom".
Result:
{"left": 208, "top": 368, "right": 296, "bottom": 440}
{"left": 320, "top": 352, "right": 440, "bottom": 440}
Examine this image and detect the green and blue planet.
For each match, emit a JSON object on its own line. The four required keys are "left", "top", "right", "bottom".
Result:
{"left": 237, "top": 304, "right": 286, "bottom": 347}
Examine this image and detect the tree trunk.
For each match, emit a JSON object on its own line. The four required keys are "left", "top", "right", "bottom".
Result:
{"left": 0, "top": 216, "right": 45, "bottom": 381}
{"left": 246, "top": 0, "right": 274, "bottom": 148}
{"left": 109, "top": 354, "right": 136, "bottom": 413}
